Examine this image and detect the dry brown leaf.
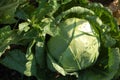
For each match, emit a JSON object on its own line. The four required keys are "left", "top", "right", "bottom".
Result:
{"left": 108, "top": 0, "right": 120, "bottom": 24}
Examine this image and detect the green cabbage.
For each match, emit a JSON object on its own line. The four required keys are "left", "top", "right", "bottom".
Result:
{"left": 47, "top": 18, "right": 100, "bottom": 73}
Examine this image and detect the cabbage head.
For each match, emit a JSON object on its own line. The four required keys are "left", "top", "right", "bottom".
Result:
{"left": 47, "top": 18, "right": 100, "bottom": 73}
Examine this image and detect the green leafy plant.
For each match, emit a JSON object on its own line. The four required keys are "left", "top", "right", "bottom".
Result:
{"left": 0, "top": 0, "right": 120, "bottom": 80}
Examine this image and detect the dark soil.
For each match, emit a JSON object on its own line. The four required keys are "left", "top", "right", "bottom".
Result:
{"left": 89, "top": 0, "right": 114, "bottom": 5}
{"left": 0, "top": 64, "right": 37, "bottom": 80}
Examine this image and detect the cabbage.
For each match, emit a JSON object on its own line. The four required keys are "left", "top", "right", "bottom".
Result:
{"left": 47, "top": 18, "right": 100, "bottom": 73}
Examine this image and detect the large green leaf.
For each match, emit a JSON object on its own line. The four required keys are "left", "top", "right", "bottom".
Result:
{"left": 0, "top": 0, "right": 25, "bottom": 24}
{"left": 0, "top": 49, "right": 27, "bottom": 74}
{"left": 35, "top": 41, "right": 45, "bottom": 68}
{"left": 0, "top": 26, "right": 21, "bottom": 57}
{"left": 87, "top": 3, "right": 118, "bottom": 33}
{"left": 47, "top": 53, "right": 67, "bottom": 76}
{"left": 24, "top": 40, "right": 37, "bottom": 76}
{"left": 55, "top": 6, "right": 95, "bottom": 24}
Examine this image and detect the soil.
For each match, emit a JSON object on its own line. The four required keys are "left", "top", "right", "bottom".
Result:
{"left": 0, "top": 64, "right": 37, "bottom": 80}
